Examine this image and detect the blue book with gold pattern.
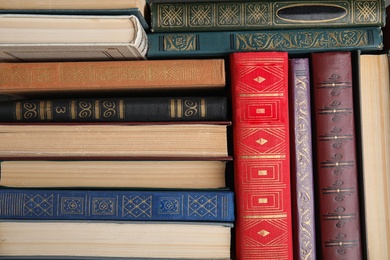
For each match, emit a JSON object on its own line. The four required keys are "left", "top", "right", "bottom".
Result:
{"left": 0, "top": 188, "right": 234, "bottom": 222}
{"left": 147, "top": 26, "right": 383, "bottom": 58}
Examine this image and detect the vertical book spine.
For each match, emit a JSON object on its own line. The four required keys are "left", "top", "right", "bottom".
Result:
{"left": 289, "top": 58, "right": 317, "bottom": 260}
{"left": 311, "top": 52, "right": 362, "bottom": 259}
{"left": 231, "top": 52, "right": 293, "bottom": 259}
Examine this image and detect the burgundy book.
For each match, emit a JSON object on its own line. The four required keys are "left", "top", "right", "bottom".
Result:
{"left": 311, "top": 52, "right": 362, "bottom": 259}
{"left": 289, "top": 58, "right": 317, "bottom": 260}
{"left": 231, "top": 52, "right": 293, "bottom": 259}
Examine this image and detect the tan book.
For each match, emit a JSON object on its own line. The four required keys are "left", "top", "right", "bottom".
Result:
{"left": 0, "top": 123, "right": 229, "bottom": 159}
{"left": 0, "top": 221, "right": 232, "bottom": 259}
{"left": 0, "top": 14, "right": 148, "bottom": 62}
{"left": 0, "top": 59, "right": 225, "bottom": 97}
{"left": 0, "top": 160, "right": 227, "bottom": 189}
{"left": 0, "top": 123, "right": 228, "bottom": 159}
{"left": 0, "top": 0, "right": 147, "bottom": 15}
{"left": 359, "top": 53, "right": 390, "bottom": 260}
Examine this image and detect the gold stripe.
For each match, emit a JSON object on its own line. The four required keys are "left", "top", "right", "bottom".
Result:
{"left": 177, "top": 99, "right": 182, "bottom": 118}
{"left": 46, "top": 101, "right": 52, "bottom": 120}
{"left": 239, "top": 93, "right": 284, "bottom": 97}
{"left": 39, "top": 101, "right": 45, "bottom": 120}
{"left": 15, "top": 102, "right": 21, "bottom": 120}
{"left": 243, "top": 214, "right": 288, "bottom": 219}
{"left": 241, "top": 155, "right": 286, "bottom": 159}
{"left": 170, "top": 99, "right": 175, "bottom": 118}
{"left": 95, "top": 100, "right": 100, "bottom": 120}
{"left": 119, "top": 100, "right": 124, "bottom": 119}
{"left": 201, "top": 98, "right": 206, "bottom": 118}
{"left": 71, "top": 101, "right": 76, "bottom": 119}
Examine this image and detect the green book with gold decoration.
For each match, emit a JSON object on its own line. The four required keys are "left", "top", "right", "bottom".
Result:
{"left": 147, "top": 26, "right": 383, "bottom": 58}
{"left": 149, "top": 0, "right": 386, "bottom": 32}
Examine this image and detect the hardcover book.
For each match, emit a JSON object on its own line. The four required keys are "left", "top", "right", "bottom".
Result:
{"left": 0, "top": 221, "right": 232, "bottom": 259}
{"left": 0, "top": 14, "right": 148, "bottom": 62}
{"left": 0, "top": 96, "right": 228, "bottom": 122}
{"left": 0, "top": 0, "right": 149, "bottom": 30}
{"left": 230, "top": 52, "right": 293, "bottom": 259}
{"left": 358, "top": 53, "right": 390, "bottom": 259}
{"left": 0, "top": 123, "right": 229, "bottom": 159}
{"left": 289, "top": 58, "right": 316, "bottom": 260}
{"left": 311, "top": 52, "right": 362, "bottom": 259}
{"left": 147, "top": 27, "right": 383, "bottom": 58}
{"left": 0, "top": 188, "right": 234, "bottom": 222}
{"left": 150, "top": 0, "right": 386, "bottom": 32}
{"left": 0, "top": 59, "right": 225, "bottom": 97}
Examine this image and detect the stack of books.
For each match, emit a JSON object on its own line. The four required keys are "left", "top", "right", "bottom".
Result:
{"left": 0, "top": 1, "right": 235, "bottom": 259}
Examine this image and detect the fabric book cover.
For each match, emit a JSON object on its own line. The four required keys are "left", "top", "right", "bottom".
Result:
{"left": 230, "top": 52, "right": 293, "bottom": 259}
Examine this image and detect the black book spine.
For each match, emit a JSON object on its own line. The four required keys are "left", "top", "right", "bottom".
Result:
{"left": 0, "top": 97, "right": 227, "bottom": 122}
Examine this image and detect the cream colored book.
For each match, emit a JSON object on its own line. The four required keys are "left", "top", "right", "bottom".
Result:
{"left": 359, "top": 53, "right": 390, "bottom": 259}
{"left": 0, "top": 221, "right": 232, "bottom": 259}
{"left": 0, "top": 160, "right": 227, "bottom": 189}
{"left": 0, "top": 123, "right": 229, "bottom": 159}
{"left": 0, "top": 14, "right": 148, "bottom": 61}
{"left": 0, "top": 0, "right": 147, "bottom": 16}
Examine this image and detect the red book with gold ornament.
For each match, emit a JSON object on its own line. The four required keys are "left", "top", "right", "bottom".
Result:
{"left": 230, "top": 52, "right": 293, "bottom": 259}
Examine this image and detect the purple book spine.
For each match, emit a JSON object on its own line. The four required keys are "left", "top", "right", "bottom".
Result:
{"left": 289, "top": 58, "right": 317, "bottom": 260}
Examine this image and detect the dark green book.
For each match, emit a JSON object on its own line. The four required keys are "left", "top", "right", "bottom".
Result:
{"left": 147, "top": 27, "right": 383, "bottom": 58}
{"left": 0, "top": 96, "right": 227, "bottom": 122}
{"left": 150, "top": 0, "right": 386, "bottom": 32}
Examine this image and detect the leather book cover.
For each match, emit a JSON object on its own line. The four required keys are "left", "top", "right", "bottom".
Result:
{"left": 311, "top": 52, "right": 362, "bottom": 259}
{"left": 230, "top": 52, "right": 293, "bottom": 259}
{"left": 0, "top": 96, "right": 227, "bottom": 122}
{"left": 289, "top": 58, "right": 317, "bottom": 260}
{"left": 0, "top": 188, "right": 235, "bottom": 222}
{"left": 150, "top": 0, "right": 386, "bottom": 32}
{"left": 0, "top": 59, "right": 226, "bottom": 97}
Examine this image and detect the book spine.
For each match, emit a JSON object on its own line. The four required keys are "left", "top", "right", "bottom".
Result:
{"left": 0, "top": 59, "right": 225, "bottom": 96}
{"left": 0, "top": 97, "right": 227, "bottom": 122}
{"left": 150, "top": 0, "right": 386, "bottom": 32}
{"left": 147, "top": 27, "right": 383, "bottom": 58}
{"left": 0, "top": 189, "right": 235, "bottom": 222}
{"left": 289, "top": 58, "right": 317, "bottom": 260}
{"left": 231, "top": 52, "right": 293, "bottom": 259}
{"left": 311, "top": 52, "right": 362, "bottom": 259}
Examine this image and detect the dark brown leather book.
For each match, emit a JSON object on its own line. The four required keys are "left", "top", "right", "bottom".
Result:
{"left": 311, "top": 52, "right": 362, "bottom": 259}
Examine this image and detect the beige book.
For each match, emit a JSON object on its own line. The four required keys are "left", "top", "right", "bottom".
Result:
{"left": 0, "top": 221, "right": 232, "bottom": 259}
{"left": 0, "top": 14, "right": 148, "bottom": 61}
{"left": 0, "top": 123, "right": 229, "bottom": 159}
{"left": 0, "top": 160, "right": 227, "bottom": 189}
{"left": 359, "top": 53, "right": 390, "bottom": 259}
{"left": 0, "top": 0, "right": 147, "bottom": 14}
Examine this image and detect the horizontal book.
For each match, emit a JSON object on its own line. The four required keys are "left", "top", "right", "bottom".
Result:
{"left": 0, "top": 221, "right": 232, "bottom": 259}
{"left": 0, "top": 160, "right": 228, "bottom": 189}
{"left": 0, "top": 59, "right": 226, "bottom": 97}
{"left": 0, "top": 14, "right": 147, "bottom": 62}
{"left": 0, "top": 188, "right": 234, "bottom": 222}
{"left": 0, "top": 123, "right": 229, "bottom": 159}
{"left": 147, "top": 27, "right": 383, "bottom": 58}
{"left": 149, "top": 0, "right": 386, "bottom": 32}
{"left": 0, "top": 96, "right": 228, "bottom": 122}
{"left": 0, "top": 0, "right": 149, "bottom": 30}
